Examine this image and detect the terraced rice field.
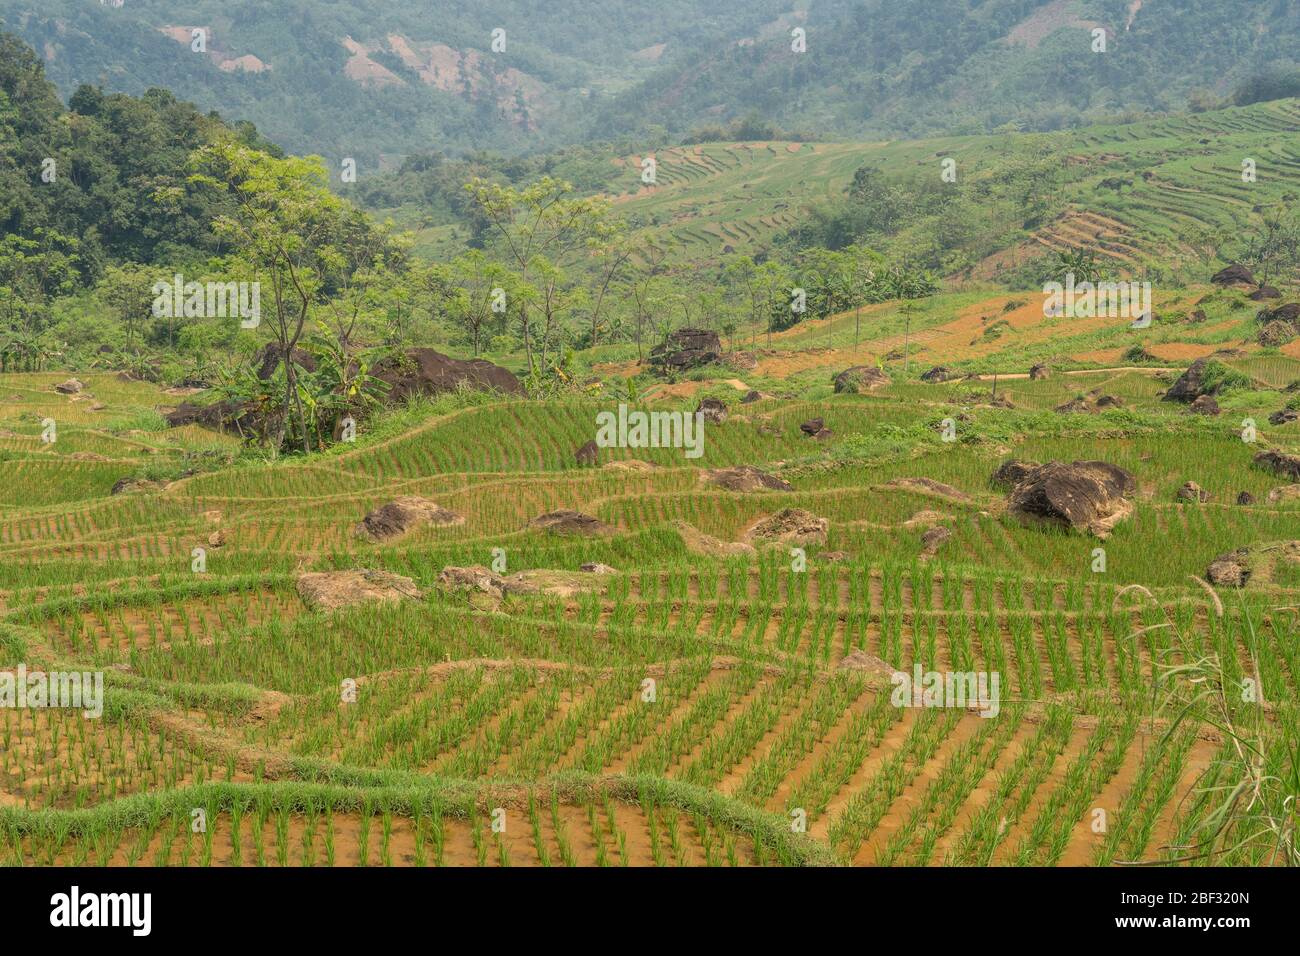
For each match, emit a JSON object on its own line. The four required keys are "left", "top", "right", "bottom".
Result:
{"left": 2, "top": 353, "right": 1294, "bottom": 867}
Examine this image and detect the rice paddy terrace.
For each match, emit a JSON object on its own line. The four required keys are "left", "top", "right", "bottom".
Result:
{"left": 1, "top": 325, "right": 1297, "bottom": 867}
{"left": 600, "top": 98, "right": 1300, "bottom": 271}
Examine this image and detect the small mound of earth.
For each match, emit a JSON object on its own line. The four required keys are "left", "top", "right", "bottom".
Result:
{"left": 1177, "top": 481, "right": 1210, "bottom": 503}
{"left": 1267, "top": 484, "right": 1300, "bottom": 503}
{"left": 833, "top": 366, "right": 890, "bottom": 394}
{"left": 207, "top": 529, "right": 227, "bottom": 548}
{"left": 1188, "top": 395, "right": 1221, "bottom": 416}
{"left": 54, "top": 378, "right": 84, "bottom": 394}
{"left": 881, "top": 477, "right": 971, "bottom": 503}
{"left": 68, "top": 452, "right": 108, "bottom": 462}
{"left": 701, "top": 466, "right": 792, "bottom": 492}
{"left": 901, "top": 509, "right": 950, "bottom": 529}
{"left": 1206, "top": 541, "right": 1300, "bottom": 589}
{"left": 672, "top": 521, "right": 755, "bottom": 558}
{"left": 355, "top": 496, "right": 464, "bottom": 543}
{"left": 528, "top": 510, "right": 612, "bottom": 536}
{"left": 1006, "top": 460, "right": 1136, "bottom": 538}
{"left": 505, "top": 569, "right": 608, "bottom": 599}
{"left": 837, "top": 649, "right": 897, "bottom": 675}
{"left": 297, "top": 569, "right": 423, "bottom": 611}
{"left": 990, "top": 460, "right": 1040, "bottom": 490}
{"left": 1268, "top": 408, "right": 1298, "bottom": 426}
{"left": 919, "top": 525, "right": 952, "bottom": 559}
{"left": 603, "top": 459, "right": 654, "bottom": 473}
{"left": 580, "top": 562, "right": 617, "bottom": 574}
{"left": 111, "top": 477, "right": 165, "bottom": 495}
{"left": 743, "top": 508, "right": 829, "bottom": 546}
{"left": 1258, "top": 320, "right": 1296, "bottom": 347}
{"left": 1254, "top": 450, "right": 1300, "bottom": 481}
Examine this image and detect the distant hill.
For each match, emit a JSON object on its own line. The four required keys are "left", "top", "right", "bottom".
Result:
{"left": 3, "top": 0, "right": 1298, "bottom": 165}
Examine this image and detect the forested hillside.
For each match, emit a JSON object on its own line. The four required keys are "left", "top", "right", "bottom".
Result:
{"left": 3, "top": 0, "right": 1297, "bottom": 164}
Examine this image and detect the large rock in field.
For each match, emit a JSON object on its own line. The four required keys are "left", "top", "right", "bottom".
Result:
{"left": 1189, "top": 395, "right": 1221, "bottom": 416}
{"left": 834, "top": 366, "right": 890, "bottom": 394}
{"left": 919, "top": 525, "right": 953, "bottom": 559}
{"left": 647, "top": 329, "right": 722, "bottom": 371}
{"left": 54, "top": 378, "right": 84, "bottom": 394}
{"left": 111, "top": 477, "right": 165, "bottom": 495}
{"left": 1254, "top": 450, "right": 1300, "bottom": 481}
{"left": 527, "top": 510, "right": 612, "bottom": 536}
{"left": 1258, "top": 320, "right": 1296, "bottom": 347}
{"left": 1259, "top": 302, "right": 1300, "bottom": 325}
{"left": 696, "top": 397, "right": 728, "bottom": 423}
{"left": 920, "top": 365, "right": 958, "bottom": 383}
{"left": 1206, "top": 541, "right": 1300, "bottom": 589}
{"left": 355, "top": 496, "right": 464, "bottom": 543}
{"left": 744, "top": 508, "right": 829, "bottom": 546}
{"left": 575, "top": 440, "right": 599, "bottom": 466}
{"left": 701, "top": 466, "right": 793, "bottom": 492}
{"left": 1211, "top": 264, "right": 1255, "bottom": 288}
{"left": 297, "top": 569, "right": 423, "bottom": 611}
{"left": 1006, "top": 460, "right": 1136, "bottom": 538}
{"left": 1029, "top": 363, "right": 1051, "bottom": 380}
{"left": 990, "top": 460, "right": 1040, "bottom": 490}
{"left": 1163, "top": 358, "right": 1213, "bottom": 403}
{"left": 1268, "top": 408, "right": 1298, "bottom": 426}
{"left": 1249, "top": 285, "right": 1281, "bottom": 301}
{"left": 1177, "top": 481, "right": 1210, "bottom": 503}
{"left": 1207, "top": 549, "right": 1253, "bottom": 588}
{"left": 372, "top": 348, "right": 522, "bottom": 403}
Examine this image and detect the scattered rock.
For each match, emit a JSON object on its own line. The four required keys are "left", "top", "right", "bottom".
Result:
{"left": 799, "top": 417, "right": 826, "bottom": 438}
{"left": 528, "top": 510, "right": 612, "bottom": 536}
{"left": 437, "top": 565, "right": 506, "bottom": 601}
{"left": 701, "top": 466, "right": 793, "bottom": 492}
{"left": 1006, "top": 460, "right": 1136, "bottom": 538}
{"left": 1260, "top": 302, "right": 1300, "bottom": 324}
{"left": 1254, "top": 450, "right": 1300, "bottom": 481}
{"left": 207, "top": 529, "right": 227, "bottom": 548}
{"left": 673, "top": 521, "right": 756, "bottom": 558}
{"left": 722, "top": 351, "right": 758, "bottom": 371}
{"left": 575, "top": 440, "right": 598, "bottom": 466}
{"left": 696, "top": 397, "right": 728, "bottom": 424}
{"left": 1177, "top": 481, "right": 1210, "bottom": 503}
{"left": 1055, "top": 389, "right": 1123, "bottom": 414}
{"left": 991, "top": 460, "right": 1040, "bottom": 490}
{"left": 744, "top": 508, "right": 829, "bottom": 546}
{"left": 53, "top": 378, "right": 84, "bottom": 394}
{"left": 1028, "top": 363, "right": 1051, "bottom": 380}
{"left": 110, "top": 477, "right": 164, "bottom": 495}
{"left": 1249, "top": 285, "right": 1281, "bottom": 300}
{"left": 1258, "top": 320, "right": 1295, "bottom": 347}
{"left": 920, "top": 365, "right": 958, "bottom": 383}
{"left": 1210, "top": 264, "right": 1255, "bottom": 288}
{"left": 1207, "top": 549, "right": 1252, "bottom": 588}
{"left": 297, "top": 569, "right": 423, "bottom": 611}
{"left": 648, "top": 328, "right": 722, "bottom": 371}
{"left": 919, "top": 525, "right": 952, "bottom": 559}
{"left": 1236, "top": 491, "right": 1255, "bottom": 506}
{"left": 1268, "top": 408, "right": 1298, "bottom": 426}
{"left": 740, "top": 390, "right": 763, "bottom": 404}
{"left": 1163, "top": 358, "right": 1214, "bottom": 403}
{"left": 355, "top": 496, "right": 464, "bottom": 543}
{"left": 833, "top": 366, "right": 890, "bottom": 394}
{"left": 1188, "top": 395, "right": 1221, "bottom": 416}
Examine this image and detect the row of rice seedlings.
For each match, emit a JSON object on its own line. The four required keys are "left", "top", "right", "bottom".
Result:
{"left": 873, "top": 708, "right": 1024, "bottom": 866}
{"left": 784, "top": 690, "right": 904, "bottom": 820}
{"left": 505, "top": 670, "right": 645, "bottom": 778}
{"left": 826, "top": 707, "right": 964, "bottom": 860}
{"left": 943, "top": 706, "right": 1075, "bottom": 865}
{"left": 1093, "top": 726, "right": 1198, "bottom": 866}
{"left": 674, "top": 669, "right": 807, "bottom": 788}
{"left": 1009, "top": 713, "right": 1139, "bottom": 866}
{"left": 626, "top": 663, "right": 765, "bottom": 777}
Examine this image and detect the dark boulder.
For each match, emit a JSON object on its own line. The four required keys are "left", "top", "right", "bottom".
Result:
{"left": 1254, "top": 450, "right": 1300, "bottom": 480}
{"left": 647, "top": 329, "right": 722, "bottom": 371}
{"left": 990, "top": 459, "right": 1040, "bottom": 490}
{"left": 1268, "top": 408, "right": 1299, "bottom": 426}
{"left": 1188, "top": 395, "right": 1221, "bottom": 416}
{"left": 372, "top": 348, "right": 523, "bottom": 402}
{"left": 920, "top": 365, "right": 958, "bottom": 383}
{"left": 1248, "top": 285, "right": 1281, "bottom": 300}
{"left": 1211, "top": 264, "right": 1255, "bottom": 287}
{"left": 1007, "top": 460, "right": 1136, "bottom": 538}
{"left": 1236, "top": 491, "right": 1255, "bottom": 506}
{"left": 1029, "top": 363, "right": 1050, "bottom": 380}
{"left": 833, "top": 366, "right": 890, "bottom": 394}
{"left": 696, "top": 397, "right": 728, "bottom": 424}
{"left": 575, "top": 440, "right": 598, "bottom": 466}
